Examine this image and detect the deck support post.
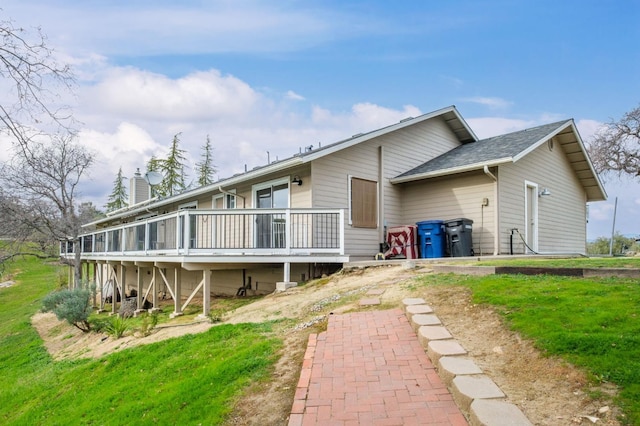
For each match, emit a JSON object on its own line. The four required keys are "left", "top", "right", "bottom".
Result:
{"left": 170, "top": 267, "right": 183, "bottom": 318}
{"left": 136, "top": 267, "right": 144, "bottom": 313}
{"left": 96, "top": 263, "right": 105, "bottom": 312}
{"left": 276, "top": 262, "right": 297, "bottom": 291}
{"left": 197, "top": 269, "right": 211, "bottom": 319}
{"left": 150, "top": 267, "right": 160, "bottom": 313}
{"left": 90, "top": 262, "right": 97, "bottom": 308}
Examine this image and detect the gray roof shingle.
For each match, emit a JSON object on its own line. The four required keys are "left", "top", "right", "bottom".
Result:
{"left": 395, "top": 120, "right": 571, "bottom": 179}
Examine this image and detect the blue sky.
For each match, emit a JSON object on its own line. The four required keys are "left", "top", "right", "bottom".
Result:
{"left": 1, "top": 0, "right": 639, "bottom": 240}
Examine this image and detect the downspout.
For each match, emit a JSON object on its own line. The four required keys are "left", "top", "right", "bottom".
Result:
{"left": 483, "top": 165, "right": 499, "bottom": 255}
{"left": 378, "top": 146, "right": 385, "bottom": 248}
{"left": 218, "top": 186, "right": 246, "bottom": 208}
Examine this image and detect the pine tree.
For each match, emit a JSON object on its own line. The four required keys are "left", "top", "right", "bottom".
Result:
{"left": 146, "top": 156, "right": 163, "bottom": 198}
{"left": 105, "top": 167, "right": 128, "bottom": 212}
{"left": 158, "top": 133, "right": 187, "bottom": 197}
{"left": 195, "top": 134, "right": 217, "bottom": 187}
{"left": 146, "top": 156, "right": 161, "bottom": 172}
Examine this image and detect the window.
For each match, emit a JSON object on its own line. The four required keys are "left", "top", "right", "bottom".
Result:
{"left": 252, "top": 178, "right": 290, "bottom": 208}
{"left": 350, "top": 177, "right": 377, "bottom": 228}
{"left": 178, "top": 201, "right": 197, "bottom": 249}
{"left": 213, "top": 191, "right": 236, "bottom": 209}
{"left": 252, "top": 178, "right": 289, "bottom": 248}
{"left": 226, "top": 193, "right": 236, "bottom": 209}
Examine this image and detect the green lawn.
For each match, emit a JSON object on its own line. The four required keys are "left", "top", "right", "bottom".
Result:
{"left": 476, "top": 256, "right": 640, "bottom": 269}
{"left": 3, "top": 255, "right": 640, "bottom": 424}
{"left": 0, "top": 257, "right": 282, "bottom": 425}
{"left": 414, "top": 272, "right": 640, "bottom": 425}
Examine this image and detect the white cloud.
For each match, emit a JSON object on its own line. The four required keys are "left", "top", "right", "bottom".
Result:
{"left": 466, "top": 117, "right": 536, "bottom": 139}
{"left": 2, "top": 0, "right": 366, "bottom": 58}
{"left": 66, "top": 64, "right": 427, "bottom": 207}
{"left": 575, "top": 119, "right": 604, "bottom": 143}
{"left": 312, "top": 103, "right": 421, "bottom": 132}
{"left": 78, "top": 123, "right": 163, "bottom": 200}
{"left": 462, "top": 97, "right": 513, "bottom": 109}
{"left": 588, "top": 202, "right": 615, "bottom": 221}
{"left": 286, "top": 90, "right": 305, "bottom": 101}
{"left": 80, "top": 68, "right": 258, "bottom": 122}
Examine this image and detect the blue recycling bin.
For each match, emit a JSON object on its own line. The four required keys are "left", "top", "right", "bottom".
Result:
{"left": 416, "top": 220, "right": 446, "bottom": 258}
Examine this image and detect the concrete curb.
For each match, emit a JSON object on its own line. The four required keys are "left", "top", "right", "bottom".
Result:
{"left": 403, "top": 298, "right": 531, "bottom": 425}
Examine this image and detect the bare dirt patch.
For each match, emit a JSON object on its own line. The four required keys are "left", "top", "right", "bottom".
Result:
{"left": 32, "top": 265, "right": 621, "bottom": 425}
{"left": 415, "top": 284, "right": 620, "bottom": 426}
{"left": 31, "top": 312, "right": 214, "bottom": 360}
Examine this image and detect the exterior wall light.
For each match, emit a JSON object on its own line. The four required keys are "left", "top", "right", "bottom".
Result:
{"left": 539, "top": 188, "right": 551, "bottom": 197}
{"left": 292, "top": 175, "right": 303, "bottom": 186}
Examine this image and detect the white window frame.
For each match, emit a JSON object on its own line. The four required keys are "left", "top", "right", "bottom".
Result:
{"left": 252, "top": 177, "right": 290, "bottom": 208}
{"left": 213, "top": 189, "right": 236, "bottom": 209}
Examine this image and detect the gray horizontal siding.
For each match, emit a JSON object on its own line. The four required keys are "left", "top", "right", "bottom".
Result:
{"left": 311, "top": 117, "right": 462, "bottom": 258}
{"left": 499, "top": 140, "right": 587, "bottom": 254}
{"left": 400, "top": 171, "right": 496, "bottom": 256}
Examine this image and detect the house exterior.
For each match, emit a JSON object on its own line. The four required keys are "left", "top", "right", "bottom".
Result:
{"left": 62, "top": 105, "right": 606, "bottom": 317}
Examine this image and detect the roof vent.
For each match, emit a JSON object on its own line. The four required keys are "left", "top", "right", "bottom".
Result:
{"left": 399, "top": 116, "right": 414, "bottom": 123}
{"left": 304, "top": 145, "right": 314, "bottom": 153}
{"left": 352, "top": 133, "right": 364, "bottom": 138}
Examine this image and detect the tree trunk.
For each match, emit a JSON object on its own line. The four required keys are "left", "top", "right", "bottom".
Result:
{"left": 74, "top": 239, "right": 82, "bottom": 288}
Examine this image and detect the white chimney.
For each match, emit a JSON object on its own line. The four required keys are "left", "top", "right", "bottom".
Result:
{"left": 129, "top": 168, "right": 150, "bottom": 206}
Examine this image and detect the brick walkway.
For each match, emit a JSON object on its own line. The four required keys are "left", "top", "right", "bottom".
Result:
{"left": 289, "top": 309, "right": 468, "bottom": 425}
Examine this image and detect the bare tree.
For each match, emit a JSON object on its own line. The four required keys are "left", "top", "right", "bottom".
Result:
{"left": 0, "top": 18, "right": 90, "bottom": 281}
{"left": 0, "top": 18, "right": 76, "bottom": 144}
{"left": 588, "top": 105, "right": 640, "bottom": 178}
{"left": 0, "top": 133, "right": 92, "bottom": 285}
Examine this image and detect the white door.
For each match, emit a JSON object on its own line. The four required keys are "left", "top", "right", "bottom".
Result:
{"left": 255, "top": 182, "right": 289, "bottom": 248}
{"left": 524, "top": 182, "right": 538, "bottom": 253}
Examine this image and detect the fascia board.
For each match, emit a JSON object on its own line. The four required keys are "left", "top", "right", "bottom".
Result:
{"left": 509, "top": 120, "right": 607, "bottom": 201}
{"left": 511, "top": 120, "right": 572, "bottom": 162}
{"left": 301, "top": 106, "right": 475, "bottom": 163}
{"left": 566, "top": 120, "right": 608, "bottom": 200}
{"left": 390, "top": 158, "right": 512, "bottom": 184}
{"left": 87, "top": 157, "right": 304, "bottom": 226}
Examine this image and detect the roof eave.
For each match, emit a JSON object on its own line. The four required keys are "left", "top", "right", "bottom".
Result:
{"left": 86, "top": 156, "right": 304, "bottom": 226}
{"left": 390, "top": 158, "right": 512, "bottom": 184}
{"left": 512, "top": 120, "right": 607, "bottom": 202}
{"left": 302, "top": 105, "right": 477, "bottom": 163}
{"left": 566, "top": 120, "right": 608, "bottom": 201}
{"left": 511, "top": 120, "right": 573, "bottom": 162}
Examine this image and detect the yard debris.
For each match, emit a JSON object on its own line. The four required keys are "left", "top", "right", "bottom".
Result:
{"left": 581, "top": 415, "right": 600, "bottom": 423}
{"left": 292, "top": 316, "right": 326, "bottom": 331}
{"left": 0, "top": 281, "right": 14, "bottom": 288}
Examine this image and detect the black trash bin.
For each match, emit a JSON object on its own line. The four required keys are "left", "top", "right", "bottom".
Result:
{"left": 416, "top": 220, "right": 445, "bottom": 258}
{"left": 445, "top": 218, "right": 474, "bottom": 257}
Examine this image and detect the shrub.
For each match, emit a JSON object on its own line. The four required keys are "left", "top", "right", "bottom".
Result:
{"left": 42, "top": 286, "right": 93, "bottom": 332}
{"left": 105, "top": 315, "right": 129, "bottom": 339}
{"left": 88, "top": 317, "right": 110, "bottom": 333}
{"left": 138, "top": 312, "right": 159, "bottom": 337}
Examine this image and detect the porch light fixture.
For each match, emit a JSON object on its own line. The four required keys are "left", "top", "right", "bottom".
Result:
{"left": 539, "top": 188, "right": 551, "bottom": 197}
{"left": 292, "top": 175, "right": 303, "bottom": 186}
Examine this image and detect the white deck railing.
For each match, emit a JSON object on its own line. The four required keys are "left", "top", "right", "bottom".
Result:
{"left": 61, "top": 208, "right": 345, "bottom": 258}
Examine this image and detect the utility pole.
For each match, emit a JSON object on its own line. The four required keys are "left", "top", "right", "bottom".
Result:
{"left": 609, "top": 197, "right": 618, "bottom": 256}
